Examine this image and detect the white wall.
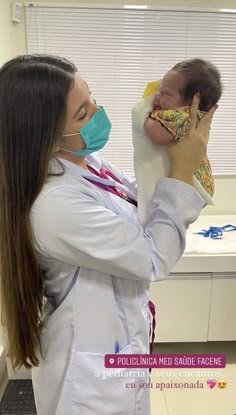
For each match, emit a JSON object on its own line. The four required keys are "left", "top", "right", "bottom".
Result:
{"left": 19, "top": 0, "right": 236, "bottom": 7}
{"left": 0, "top": 325, "right": 6, "bottom": 388}
{"left": 0, "top": 0, "right": 26, "bottom": 66}
{"left": 1, "top": 0, "right": 236, "bottom": 214}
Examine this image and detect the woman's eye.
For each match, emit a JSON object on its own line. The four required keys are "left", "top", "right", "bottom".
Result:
{"left": 78, "top": 108, "right": 87, "bottom": 121}
{"left": 78, "top": 113, "right": 87, "bottom": 121}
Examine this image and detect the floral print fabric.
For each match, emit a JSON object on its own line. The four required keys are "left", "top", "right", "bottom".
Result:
{"left": 150, "top": 106, "right": 214, "bottom": 197}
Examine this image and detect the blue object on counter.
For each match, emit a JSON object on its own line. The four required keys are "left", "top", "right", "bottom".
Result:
{"left": 194, "top": 224, "right": 236, "bottom": 239}
{"left": 114, "top": 337, "right": 120, "bottom": 353}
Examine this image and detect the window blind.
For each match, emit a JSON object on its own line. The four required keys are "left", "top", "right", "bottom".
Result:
{"left": 25, "top": 4, "right": 236, "bottom": 175}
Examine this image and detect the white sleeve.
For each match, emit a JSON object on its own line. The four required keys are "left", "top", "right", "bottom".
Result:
{"left": 33, "top": 178, "right": 204, "bottom": 282}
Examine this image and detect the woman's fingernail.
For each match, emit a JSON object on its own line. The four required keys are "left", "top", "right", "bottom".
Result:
{"left": 214, "top": 104, "right": 219, "bottom": 109}
{"left": 195, "top": 91, "right": 200, "bottom": 98}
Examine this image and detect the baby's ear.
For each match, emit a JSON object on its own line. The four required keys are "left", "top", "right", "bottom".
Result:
{"left": 143, "top": 79, "right": 161, "bottom": 98}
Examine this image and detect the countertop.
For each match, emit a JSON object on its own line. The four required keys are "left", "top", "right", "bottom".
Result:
{"left": 172, "top": 215, "right": 236, "bottom": 274}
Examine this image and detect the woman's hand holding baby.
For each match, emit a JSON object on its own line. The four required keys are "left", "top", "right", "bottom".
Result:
{"left": 167, "top": 94, "right": 217, "bottom": 185}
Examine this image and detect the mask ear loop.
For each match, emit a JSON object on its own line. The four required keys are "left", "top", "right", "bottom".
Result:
{"left": 57, "top": 148, "right": 74, "bottom": 153}
{"left": 56, "top": 131, "right": 82, "bottom": 153}
{"left": 56, "top": 131, "right": 81, "bottom": 152}
{"left": 62, "top": 132, "right": 81, "bottom": 137}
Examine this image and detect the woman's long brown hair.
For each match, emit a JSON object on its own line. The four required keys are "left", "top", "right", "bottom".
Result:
{"left": 0, "top": 55, "right": 77, "bottom": 368}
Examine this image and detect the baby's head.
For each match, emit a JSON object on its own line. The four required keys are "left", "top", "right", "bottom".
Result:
{"left": 153, "top": 58, "right": 222, "bottom": 111}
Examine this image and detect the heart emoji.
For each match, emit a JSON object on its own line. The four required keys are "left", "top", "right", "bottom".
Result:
{"left": 109, "top": 358, "right": 114, "bottom": 364}
{"left": 207, "top": 379, "right": 217, "bottom": 389}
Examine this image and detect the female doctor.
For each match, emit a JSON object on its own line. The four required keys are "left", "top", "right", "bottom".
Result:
{"left": 0, "top": 55, "right": 216, "bottom": 415}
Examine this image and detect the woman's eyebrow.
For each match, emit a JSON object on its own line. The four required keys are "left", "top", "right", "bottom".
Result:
{"left": 84, "top": 80, "right": 89, "bottom": 90}
{"left": 84, "top": 81, "right": 92, "bottom": 95}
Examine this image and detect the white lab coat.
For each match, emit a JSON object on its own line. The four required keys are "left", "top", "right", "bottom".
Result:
{"left": 30, "top": 153, "right": 204, "bottom": 415}
{"left": 132, "top": 94, "right": 213, "bottom": 225}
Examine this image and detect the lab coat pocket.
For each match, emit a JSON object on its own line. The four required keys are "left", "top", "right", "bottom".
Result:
{"left": 70, "top": 343, "right": 136, "bottom": 415}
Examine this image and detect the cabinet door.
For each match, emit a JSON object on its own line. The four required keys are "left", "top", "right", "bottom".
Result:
{"left": 208, "top": 273, "right": 236, "bottom": 341}
{"left": 150, "top": 273, "right": 212, "bottom": 342}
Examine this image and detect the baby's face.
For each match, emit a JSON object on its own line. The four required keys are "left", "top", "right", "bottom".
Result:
{"left": 153, "top": 70, "right": 188, "bottom": 110}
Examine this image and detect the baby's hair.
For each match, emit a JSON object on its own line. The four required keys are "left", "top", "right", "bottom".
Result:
{"left": 172, "top": 58, "right": 222, "bottom": 111}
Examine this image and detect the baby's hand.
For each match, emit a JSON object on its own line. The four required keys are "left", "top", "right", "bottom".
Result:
{"left": 144, "top": 115, "right": 174, "bottom": 146}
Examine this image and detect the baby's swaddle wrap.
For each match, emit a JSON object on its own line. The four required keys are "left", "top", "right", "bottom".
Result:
{"left": 132, "top": 81, "right": 214, "bottom": 225}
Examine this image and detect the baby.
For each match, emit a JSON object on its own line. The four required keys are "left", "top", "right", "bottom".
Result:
{"left": 132, "top": 58, "right": 222, "bottom": 224}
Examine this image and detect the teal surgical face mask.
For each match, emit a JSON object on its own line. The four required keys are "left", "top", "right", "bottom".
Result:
{"left": 60, "top": 106, "right": 111, "bottom": 156}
